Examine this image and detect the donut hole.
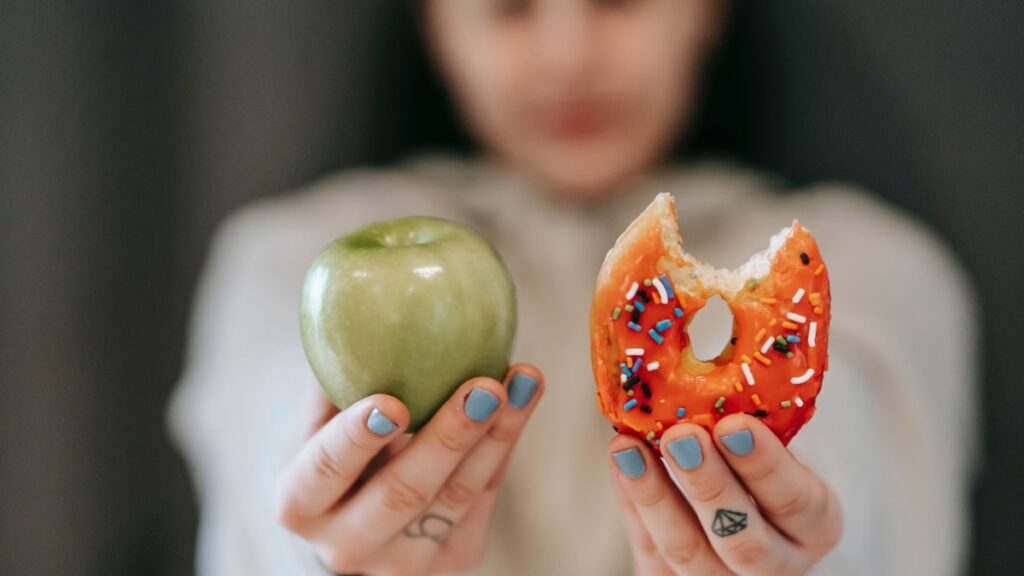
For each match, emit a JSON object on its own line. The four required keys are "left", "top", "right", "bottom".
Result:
{"left": 687, "top": 295, "right": 735, "bottom": 361}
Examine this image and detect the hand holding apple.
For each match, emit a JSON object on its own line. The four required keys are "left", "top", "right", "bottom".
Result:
{"left": 300, "top": 216, "right": 517, "bottom": 430}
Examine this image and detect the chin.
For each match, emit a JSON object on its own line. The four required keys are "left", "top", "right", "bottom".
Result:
{"left": 528, "top": 145, "right": 656, "bottom": 201}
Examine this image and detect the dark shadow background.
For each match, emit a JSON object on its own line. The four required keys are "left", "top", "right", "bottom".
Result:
{"left": 1, "top": 1, "right": 1021, "bottom": 574}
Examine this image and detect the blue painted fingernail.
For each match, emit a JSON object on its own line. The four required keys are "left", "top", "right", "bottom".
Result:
{"left": 507, "top": 372, "right": 539, "bottom": 408}
{"left": 613, "top": 447, "right": 646, "bottom": 479}
{"left": 367, "top": 408, "right": 398, "bottom": 436}
{"left": 721, "top": 429, "right": 755, "bottom": 456}
{"left": 666, "top": 435, "right": 703, "bottom": 470}
{"left": 465, "top": 387, "right": 500, "bottom": 422}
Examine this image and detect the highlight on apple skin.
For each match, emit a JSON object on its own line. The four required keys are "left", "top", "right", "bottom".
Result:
{"left": 300, "top": 216, "right": 518, "bottom": 430}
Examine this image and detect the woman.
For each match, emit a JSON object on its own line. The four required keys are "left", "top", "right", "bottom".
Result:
{"left": 168, "top": 0, "right": 977, "bottom": 574}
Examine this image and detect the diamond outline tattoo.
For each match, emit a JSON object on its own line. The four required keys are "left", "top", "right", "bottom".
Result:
{"left": 711, "top": 508, "right": 748, "bottom": 537}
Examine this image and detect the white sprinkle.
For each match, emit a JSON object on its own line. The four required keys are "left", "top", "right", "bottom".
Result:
{"left": 792, "top": 288, "right": 806, "bottom": 304}
{"left": 620, "top": 373, "right": 627, "bottom": 384}
{"left": 786, "top": 312, "right": 807, "bottom": 324}
{"left": 625, "top": 348, "right": 645, "bottom": 356}
{"left": 652, "top": 277, "right": 669, "bottom": 304}
{"left": 741, "top": 362, "right": 755, "bottom": 386}
{"left": 760, "top": 337, "right": 775, "bottom": 355}
{"left": 625, "top": 282, "right": 639, "bottom": 300}
{"left": 794, "top": 396, "right": 805, "bottom": 408}
{"left": 809, "top": 322, "right": 818, "bottom": 347}
{"left": 647, "top": 361, "right": 660, "bottom": 371}
{"left": 791, "top": 369, "right": 815, "bottom": 384}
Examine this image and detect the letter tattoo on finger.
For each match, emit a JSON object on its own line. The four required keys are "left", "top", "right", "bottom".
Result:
{"left": 402, "top": 513, "right": 454, "bottom": 543}
{"left": 711, "top": 509, "right": 748, "bottom": 537}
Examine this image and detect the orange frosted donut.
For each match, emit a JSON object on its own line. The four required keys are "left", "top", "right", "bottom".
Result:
{"left": 589, "top": 193, "right": 831, "bottom": 446}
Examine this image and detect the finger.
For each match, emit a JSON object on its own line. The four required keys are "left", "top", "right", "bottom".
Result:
{"left": 660, "top": 423, "right": 801, "bottom": 576}
{"left": 300, "top": 376, "right": 339, "bottom": 438}
{"left": 276, "top": 394, "right": 409, "bottom": 529}
{"left": 609, "top": 461, "right": 674, "bottom": 576}
{"left": 327, "top": 376, "right": 508, "bottom": 551}
{"left": 383, "top": 366, "right": 544, "bottom": 571}
{"left": 713, "top": 414, "right": 843, "bottom": 552}
{"left": 609, "top": 435, "right": 730, "bottom": 574}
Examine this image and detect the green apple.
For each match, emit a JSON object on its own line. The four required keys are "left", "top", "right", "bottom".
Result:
{"left": 300, "top": 216, "right": 517, "bottom": 430}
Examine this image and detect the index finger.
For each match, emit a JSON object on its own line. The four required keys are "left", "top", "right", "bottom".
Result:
{"left": 713, "top": 414, "right": 843, "bottom": 551}
{"left": 276, "top": 394, "right": 409, "bottom": 530}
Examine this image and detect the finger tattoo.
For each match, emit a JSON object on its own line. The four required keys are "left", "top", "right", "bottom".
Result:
{"left": 402, "top": 513, "right": 454, "bottom": 543}
{"left": 711, "top": 509, "right": 748, "bottom": 537}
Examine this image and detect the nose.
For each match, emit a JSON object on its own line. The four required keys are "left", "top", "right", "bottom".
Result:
{"left": 533, "top": 3, "right": 596, "bottom": 82}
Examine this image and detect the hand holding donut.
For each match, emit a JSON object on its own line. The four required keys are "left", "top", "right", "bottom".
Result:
{"left": 275, "top": 364, "right": 544, "bottom": 576}
{"left": 608, "top": 414, "right": 842, "bottom": 575}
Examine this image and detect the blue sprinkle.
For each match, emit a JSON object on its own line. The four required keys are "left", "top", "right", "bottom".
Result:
{"left": 624, "top": 399, "right": 639, "bottom": 411}
{"left": 627, "top": 321, "right": 642, "bottom": 332}
{"left": 648, "top": 329, "right": 664, "bottom": 344}
{"left": 674, "top": 307, "right": 684, "bottom": 318}
{"left": 656, "top": 319, "right": 673, "bottom": 333}
{"left": 659, "top": 274, "right": 676, "bottom": 300}
{"left": 654, "top": 438, "right": 661, "bottom": 446}
{"left": 676, "top": 407, "right": 686, "bottom": 418}
{"left": 633, "top": 300, "right": 645, "bottom": 312}
{"left": 633, "top": 357, "right": 643, "bottom": 370}
{"left": 620, "top": 363, "right": 632, "bottom": 378}
{"left": 786, "top": 335, "right": 801, "bottom": 344}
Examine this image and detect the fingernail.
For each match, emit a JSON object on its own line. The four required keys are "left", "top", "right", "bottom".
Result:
{"left": 465, "top": 387, "right": 500, "bottom": 422}
{"left": 721, "top": 429, "right": 754, "bottom": 456}
{"left": 367, "top": 408, "right": 398, "bottom": 436}
{"left": 507, "top": 372, "right": 539, "bottom": 408}
{"left": 666, "top": 435, "right": 703, "bottom": 470}
{"left": 612, "top": 447, "right": 646, "bottom": 479}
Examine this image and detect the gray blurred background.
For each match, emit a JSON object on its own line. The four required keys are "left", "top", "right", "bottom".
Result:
{"left": 1, "top": 1, "right": 1022, "bottom": 574}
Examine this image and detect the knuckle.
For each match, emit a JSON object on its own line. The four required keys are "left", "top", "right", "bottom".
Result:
{"left": 485, "top": 421, "right": 518, "bottom": 444}
{"left": 722, "top": 531, "right": 772, "bottom": 568}
{"left": 744, "top": 454, "right": 784, "bottom": 484}
{"left": 379, "top": 473, "right": 430, "bottom": 515}
{"left": 660, "top": 537, "right": 703, "bottom": 567}
{"left": 317, "top": 547, "right": 358, "bottom": 574}
{"left": 312, "top": 442, "right": 354, "bottom": 481}
{"left": 436, "top": 476, "right": 479, "bottom": 510}
{"left": 631, "top": 485, "right": 669, "bottom": 509}
{"left": 343, "top": 415, "right": 377, "bottom": 452}
{"left": 685, "top": 475, "right": 727, "bottom": 504}
{"left": 433, "top": 422, "right": 475, "bottom": 454}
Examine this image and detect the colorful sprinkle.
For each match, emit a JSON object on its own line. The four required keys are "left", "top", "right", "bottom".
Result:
{"left": 655, "top": 420, "right": 663, "bottom": 431}
{"left": 733, "top": 382, "right": 744, "bottom": 392}
{"left": 754, "top": 351, "right": 772, "bottom": 366}
{"left": 627, "top": 321, "right": 642, "bottom": 332}
{"left": 782, "top": 321, "right": 800, "bottom": 331}
{"left": 786, "top": 312, "right": 807, "bottom": 324}
{"left": 627, "top": 389, "right": 634, "bottom": 396}
{"left": 751, "top": 393, "right": 762, "bottom": 406}
{"left": 646, "top": 430, "right": 655, "bottom": 440}
{"left": 656, "top": 319, "right": 672, "bottom": 333}
{"left": 795, "top": 396, "right": 805, "bottom": 408}
{"left": 626, "top": 348, "right": 645, "bottom": 356}
{"left": 624, "top": 399, "right": 639, "bottom": 411}
{"left": 809, "top": 322, "right": 818, "bottom": 347}
{"left": 676, "top": 407, "right": 686, "bottom": 418}
{"left": 647, "top": 361, "right": 660, "bottom": 371}
{"left": 740, "top": 354, "right": 753, "bottom": 364}
{"left": 631, "top": 308, "right": 641, "bottom": 323}
{"left": 648, "top": 329, "right": 664, "bottom": 344}
{"left": 674, "top": 307, "right": 684, "bottom": 318}
{"left": 792, "top": 288, "right": 806, "bottom": 304}
{"left": 791, "top": 369, "right": 815, "bottom": 384}
{"left": 814, "top": 264, "right": 825, "bottom": 276}
{"left": 814, "top": 306, "right": 824, "bottom": 315}
{"left": 786, "top": 335, "right": 801, "bottom": 344}
{"left": 640, "top": 404, "right": 653, "bottom": 414}
{"left": 769, "top": 319, "right": 779, "bottom": 327}
{"left": 714, "top": 396, "right": 726, "bottom": 409}
{"left": 620, "top": 363, "right": 632, "bottom": 377}
{"left": 620, "top": 373, "right": 627, "bottom": 384}
{"left": 781, "top": 400, "right": 793, "bottom": 408}
{"left": 760, "top": 337, "right": 775, "bottom": 355}
{"left": 741, "top": 362, "right": 756, "bottom": 386}
{"left": 800, "top": 252, "right": 810, "bottom": 265}
{"left": 641, "top": 382, "right": 652, "bottom": 399}
{"left": 611, "top": 307, "right": 622, "bottom": 320}
{"left": 643, "top": 278, "right": 652, "bottom": 287}
{"left": 761, "top": 297, "right": 778, "bottom": 305}
{"left": 755, "top": 328, "right": 767, "bottom": 341}
{"left": 626, "top": 282, "right": 639, "bottom": 300}
{"left": 659, "top": 274, "right": 676, "bottom": 299}
{"left": 652, "top": 292, "right": 661, "bottom": 305}
{"left": 624, "top": 304, "right": 634, "bottom": 312}
{"left": 633, "top": 300, "right": 646, "bottom": 312}
{"left": 786, "top": 351, "right": 794, "bottom": 359}
{"left": 809, "top": 293, "right": 822, "bottom": 306}
{"left": 626, "top": 357, "right": 633, "bottom": 369}
{"left": 624, "top": 375, "right": 640, "bottom": 389}
{"left": 637, "top": 289, "right": 651, "bottom": 304}
{"left": 652, "top": 277, "right": 669, "bottom": 304}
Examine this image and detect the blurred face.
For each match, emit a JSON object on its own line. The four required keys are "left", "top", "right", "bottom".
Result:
{"left": 425, "top": 0, "right": 723, "bottom": 198}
